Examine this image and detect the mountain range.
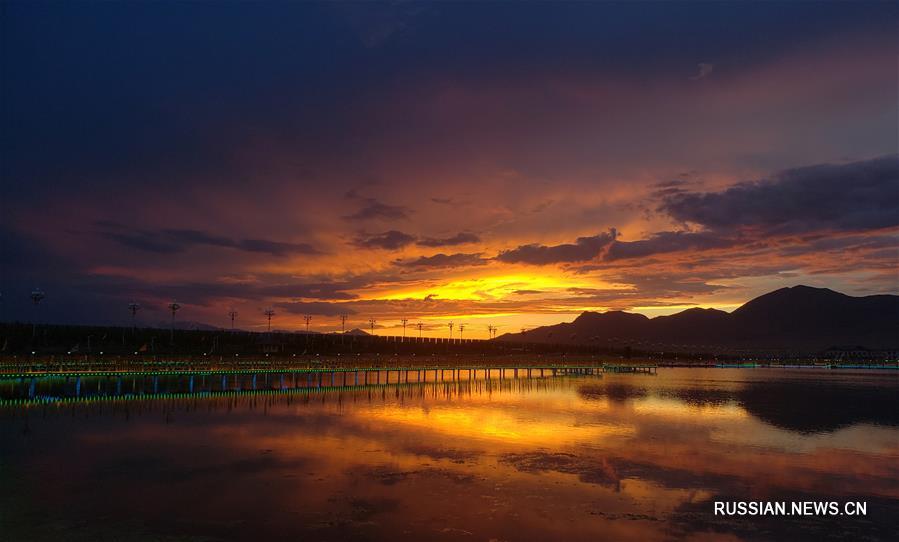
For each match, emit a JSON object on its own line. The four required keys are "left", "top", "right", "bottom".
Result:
{"left": 496, "top": 286, "right": 899, "bottom": 352}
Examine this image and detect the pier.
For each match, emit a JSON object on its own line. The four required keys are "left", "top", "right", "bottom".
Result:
{"left": 0, "top": 363, "right": 659, "bottom": 406}
{"left": 603, "top": 364, "right": 658, "bottom": 374}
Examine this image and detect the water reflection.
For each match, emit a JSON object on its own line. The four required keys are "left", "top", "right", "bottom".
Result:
{"left": 578, "top": 370, "right": 899, "bottom": 433}
{"left": 1, "top": 368, "right": 897, "bottom": 541}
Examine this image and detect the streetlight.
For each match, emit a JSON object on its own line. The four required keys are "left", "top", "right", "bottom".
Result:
{"left": 167, "top": 301, "right": 181, "bottom": 344}
{"left": 128, "top": 302, "right": 141, "bottom": 330}
{"left": 458, "top": 323, "right": 465, "bottom": 342}
{"left": 417, "top": 322, "right": 424, "bottom": 338}
{"left": 30, "top": 288, "right": 45, "bottom": 338}
{"left": 400, "top": 318, "right": 408, "bottom": 341}
{"left": 228, "top": 308, "right": 238, "bottom": 331}
{"left": 448, "top": 321, "right": 454, "bottom": 341}
{"left": 339, "top": 313, "right": 348, "bottom": 346}
{"left": 264, "top": 308, "right": 275, "bottom": 332}
{"left": 369, "top": 318, "right": 376, "bottom": 336}
{"left": 303, "top": 314, "right": 312, "bottom": 333}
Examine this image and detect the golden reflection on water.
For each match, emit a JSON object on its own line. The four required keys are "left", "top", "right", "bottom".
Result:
{"left": 1, "top": 368, "right": 898, "bottom": 541}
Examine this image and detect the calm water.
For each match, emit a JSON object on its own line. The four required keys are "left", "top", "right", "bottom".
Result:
{"left": 1, "top": 368, "right": 897, "bottom": 541}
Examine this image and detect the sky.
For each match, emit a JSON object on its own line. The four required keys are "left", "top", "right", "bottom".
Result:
{"left": 1, "top": 1, "right": 897, "bottom": 337}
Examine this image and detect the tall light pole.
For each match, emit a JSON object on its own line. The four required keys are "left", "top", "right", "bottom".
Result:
{"left": 167, "top": 301, "right": 181, "bottom": 344}
{"left": 448, "top": 321, "right": 454, "bottom": 341}
{"left": 487, "top": 324, "right": 495, "bottom": 340}
{"left": 264, "top": 308, "right": 275, "bottom": 332}
{"left": 369, "top": 318, "right": 376, "bottom": 336}
{"left": 303, "top": 314, "right": 312, "bottom": 333}
{"left": 228, "top": 308, "right": 238, "bottom": 331}
{"left": 128, "top": 302, "right": 141, "bottom": 329}
{"left": 400, "top": 318, "right": 408, "bottom": 341}
{"left": 339, "top": 313, "right": 348, "bottom": 346}
{"left": 417, "top": 322, "right": 424, "bottom": 338}
{"left": 458, "top": 323, "right": 465, "bottom": 342}
{"left": 30, "top": 288, "right": 45, "bottom": 338}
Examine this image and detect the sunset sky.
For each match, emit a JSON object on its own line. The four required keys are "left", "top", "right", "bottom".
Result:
{"left": 1, "top": 2, "right": 897, "bottom": 337}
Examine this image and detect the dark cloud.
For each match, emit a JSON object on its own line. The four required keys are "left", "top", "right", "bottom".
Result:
{"left": 343, "top": 191, "right": 412, "bottom": 221}
{"left": 496, "top": 229, "right": 618, "bottom": 265}
{"left": 352, "top": 230, "right": 417, "bottom": 250}
{"left": 164, "top": 229, "right": 234, "bottom": 247}
{"left": 513, "top": 289, "right": 544, "bottom": 295}
{"left": 394, "top": 252, "right": 488, "bottom": 269}
{"left": 606, "top": 231, "right": 736, "bottom": 261}
{"left": 351, "top": 230, "right": 480, "bottom": 250}
{"left": 416, "top": 232, "right": 481, "bottom": 247}
{"left": 611, "top": 276, "right": 728, "bottom": 297}
{"left": 430, "top": 197, "right": 472, "bottom": 207}
{"left": 654, "top": 179, "right": 691, "bottom": 189}
{"left": 75, "top": 277, "right": 363, "bottom": 307}
{"left": 560, "top": 279, "right": 727, "bottom": 306}
{"left": 566, "top": 287, "right": 617, "bottom": 296}
{"left": 274, "top": 301, "right": 356, "bottom": 317}
{"left": 98, "top": 230, "right": 184, "bottom": 254}
{"left": 255, "top": 281, "right": 363, "bottom": 300}
{"left": 660, "top": 155, "right": 899, "bottom": 235}
{"left": 236, "top": 239, "right": 319, "bottom": 257}
{"left": 777, "top": 233, "right": 899, "bottom": 258}
{"left": 94, "top": 223, "right": 320, "bottom": 257}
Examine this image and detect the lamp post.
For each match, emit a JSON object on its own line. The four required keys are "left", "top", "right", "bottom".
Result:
{"left": 30, "top": 288, "right": 45, "bottom": 338}
{"left": 167, "top": 302, "right": 181, "bottom": 344}
{"left": 128, "top": 302, "right": 140, "bottom": 330}
{"left": 339, "top": 313, "right": 348, "bottom": 347}
{"left": 264, "top": 308, "right": 275, "bottom": 332}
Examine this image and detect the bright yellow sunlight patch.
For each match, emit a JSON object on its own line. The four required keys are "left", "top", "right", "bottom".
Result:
{"left": 368, "top": 404, "right": 635, "bottom": 446}
{"left": 366, "top": 274, "right": 606, "bottom": 302}
{"left": 633, "top": 303, "right": 743, "bottom": 316}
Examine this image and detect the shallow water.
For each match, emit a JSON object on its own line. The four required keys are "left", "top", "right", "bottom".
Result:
{"left": 1, "top": 368, "right": 897, "bottom": 541}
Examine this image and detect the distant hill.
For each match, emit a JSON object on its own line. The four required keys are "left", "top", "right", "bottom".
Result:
{"left": 345, "top": 328, "right": 370, "bottom": 336}
{"left": 157, "top": 320, "right": 222, "bottom": 332}
{"left": 497, "top": 286, "right": 899, "bottom": 351}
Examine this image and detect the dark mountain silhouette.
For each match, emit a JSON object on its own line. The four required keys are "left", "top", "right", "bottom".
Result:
{"left": 156, "top": 320, "right": 222, "bottom": 331}
{"left": 497, "top": 285, "right": 899, "bottom": 351}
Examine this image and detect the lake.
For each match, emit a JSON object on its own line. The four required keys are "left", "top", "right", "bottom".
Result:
{"left": 1, "top": 367, "right": 897, "bottom": 541}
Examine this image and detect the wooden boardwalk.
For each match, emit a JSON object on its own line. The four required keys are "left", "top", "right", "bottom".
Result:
{"left": 0, "top": 364, "right": 661, "bottom": 381}
{"left": 0, "top": 364, "right": 662, "bottom": 406}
